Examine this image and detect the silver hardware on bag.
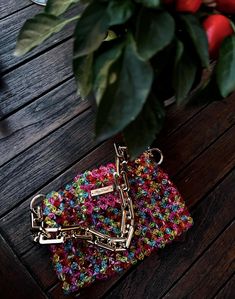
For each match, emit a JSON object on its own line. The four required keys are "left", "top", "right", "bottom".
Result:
{"left": 30, "top": 144, "right": 163, "bottom": 251}
{"left": 147, "top": 148, "right": 164, "bottom": 165}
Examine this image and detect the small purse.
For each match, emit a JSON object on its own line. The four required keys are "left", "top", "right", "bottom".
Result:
{"left": 30, "top": 145, "right": 193, "bottom": 294}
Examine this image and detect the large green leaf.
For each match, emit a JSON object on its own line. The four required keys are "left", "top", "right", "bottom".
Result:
{"left": 107, "top": 0, "right": 135, "bottom": 26}
{"left": 216, "top": 36, "right": 235, "bottom": 98}
{"left": 173, "top": 40, "right": 197, "bottom": 104}
{"left": 124, "top": 93, "right": 165, "bottom": 158}
{"left": 94, "top": 42, "right": 124, "bottom": 103}
{"left": 73, "top": 53, "right": 93, "bottom": 98}
{"left": 45, "top": 0, "right": 80, "bottom": 16}
{"left": 73, "top": 2, "right": 110, "bottom": 58}
{"left": 15, "top": 13, "right": 77, "bottom": 56}
{"left": 135, "top": 0, "right": 160, "bottom": 8}
{"left": 96, "top": 35, "right": 153, "bottom": 141}
{"left": 180, "top": 14, "right": 209, "bottom": 68}
{"left": 136, "top": 9, "right": 175, "bottom": 60}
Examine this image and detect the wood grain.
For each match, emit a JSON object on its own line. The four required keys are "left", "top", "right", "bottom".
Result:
{"left": 0, "top": 4, "right": 82, "bottom": 72}
{"left": 0, "top": 232, "right": 46, "bottom": 299}
{"left": 0, "top": 78, "right": 89, "bottom": 166}
{"left": 0, "top": 108, "right": 96, "bottom": 216}
{"left": 162, "top": 103, "right": 207, "bottom": 137}
{"left": 214, "top": 274, "right": 235, "bottom": 299}
{"left": 104, "top": 170, "right": 235, "bottom": 299}
{"left": 176, "top": 125, "right": 235, "bottom": 208}
{"left": 157, "top": 93, "right": 235, "bottom": 177}
{"left": 163, "top": 221, "right": 235, "bottom": 299}
{"left": 1, "top": 39, "right": 73, "bottom": 117}
{"left": 0, "top": 1, "right": 32, "bottom": 20}
{"left": 49, "top": 276, "right": 122, "bottom": 299}
{"left": 0, "top": 5, "right": 41, "bottom": 70}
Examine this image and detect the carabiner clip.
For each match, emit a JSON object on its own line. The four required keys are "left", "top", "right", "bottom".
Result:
{"left": 147, "top": 148, "right": 164, "bottom": 165}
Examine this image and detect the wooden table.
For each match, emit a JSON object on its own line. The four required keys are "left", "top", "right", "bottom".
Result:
{"left": 0, "top": 2, "right": 234, "bottom": 298}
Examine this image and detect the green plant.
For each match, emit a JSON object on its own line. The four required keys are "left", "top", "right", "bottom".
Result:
{"left": 15, "top": 0, "right": 235, "bottom": 157}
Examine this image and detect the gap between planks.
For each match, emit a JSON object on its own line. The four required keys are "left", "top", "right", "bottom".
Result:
{"left": 0, "top": 1, "right": 33, "bottom": 21}
{"left": 161, "top": 220, "right": 235, "bottom": 299}
{"left": 213, "top": 272, "right": 235, "bottom": 299}
{"left": 0, "top": 78, "right": 89, "bottom": 167}
{"left": 0, "top": 3, "right": 83, "bottom": 74}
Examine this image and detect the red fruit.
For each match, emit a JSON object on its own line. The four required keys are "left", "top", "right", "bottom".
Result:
{"left": 176, "top": 0, "right": 202, "bottom": 13}
{"left": 216, "top": 0, "right": 235, "bottom": 14}
{"left": 203, "top": 14, "right": 234, "bottom": 58}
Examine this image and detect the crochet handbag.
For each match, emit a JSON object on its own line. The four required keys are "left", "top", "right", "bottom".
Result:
{"left": 30, "top": 144, "right": 193, "bottom": 294}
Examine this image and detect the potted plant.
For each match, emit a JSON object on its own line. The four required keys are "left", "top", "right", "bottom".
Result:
{"left": 15, "top": 0, "right": 235, "bottom": 157}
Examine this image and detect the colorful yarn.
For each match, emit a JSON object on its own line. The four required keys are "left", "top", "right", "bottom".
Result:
{"left": 43, "top": 152, "right": 193, "bottom": 294}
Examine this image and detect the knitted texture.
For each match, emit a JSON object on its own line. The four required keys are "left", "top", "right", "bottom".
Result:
{"left": 43, "top": 152, "right": 193, "bottom": 294}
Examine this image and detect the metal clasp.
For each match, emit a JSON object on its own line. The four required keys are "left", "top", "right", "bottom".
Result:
{"left": 30, "top": 194, "right": 45, "bottom": 230}
{"left": 147, "top": 148, "right": 164, "bottom": 165}
{"left": 38, "top": 227, "right": 64, "bottom": 244}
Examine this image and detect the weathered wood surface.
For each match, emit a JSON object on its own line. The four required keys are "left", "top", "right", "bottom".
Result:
{"left": 215, "top": 274, "right": 235, "bottom": 299}
{"left": 163, "top": 221, "right": 235, "bottom": 299}
{"left": 0, "top": 2, "right": 234, "bottom": 299}
{"left": 0, "top": 233, "right": 46, "bottom": 299}
{"left": 0, "top": 0, "right": 32, "bottom": 20}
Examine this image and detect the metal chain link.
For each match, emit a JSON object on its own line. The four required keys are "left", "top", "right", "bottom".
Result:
{"left": 30, "top": 145, "right": 163, "bottom": 251}
{"left": 30, "top": 144, "right": 135, "bottom": 251}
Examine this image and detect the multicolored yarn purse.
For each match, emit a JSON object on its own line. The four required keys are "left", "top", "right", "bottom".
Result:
{"left": 30, "top": 145, "right": 193, "bottom": 294}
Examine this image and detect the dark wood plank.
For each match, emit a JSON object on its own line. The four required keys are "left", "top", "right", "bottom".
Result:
{"left": 0, "top": 233, "right": 46, "bottom": 299}
{"left": 176, "top": 124, "right": 235, "bottom": 208}
{"left": 1, "top": 39, "right": 73, "bottom": 117}
{"left": 163, "top": 222, "right": 235, "bottom": 299}
{"left": 214, "top": 274, "right": 235, "bottom": 299}
{"left": 162, "top": 103, "right": 207, "bottom": 137}
{"left": 23, "top": 246, "right": 58, "bottom": 290}
{"left": 157, "top": 92, "right": 235, "bottom": 176}
{"left": 104, "top": 170, "right": 235, "bottom": 299}
{"left": 0, "top": 5, "right": 40, "bottom": 70}
{"left": 0, "top": 78, "right": 89, "bottom": 166}
{"left": 49, "top": 277, "right": 120, "bottom": 299}
{"left": 0, "top": 1, "right": 32, "bottom": 20}
{"left": 0, "top": 4, "right": 81, "bottom": 72}
{"left": 0, "top": 108, "right": 96, "bottom": 216}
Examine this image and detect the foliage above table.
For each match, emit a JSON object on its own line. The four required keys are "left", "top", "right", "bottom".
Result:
{"left": 15, "top": 0, "right": 235, "bottom": 157}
